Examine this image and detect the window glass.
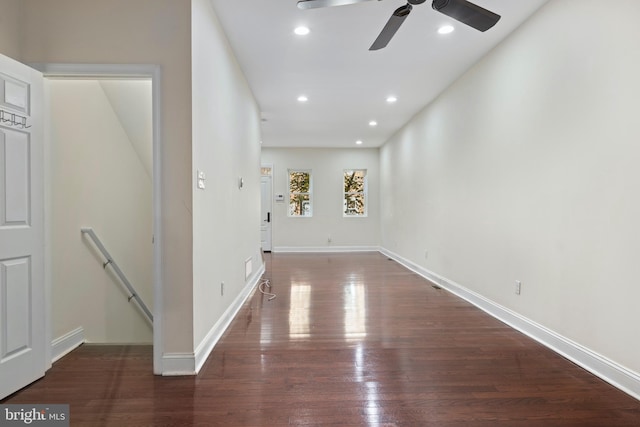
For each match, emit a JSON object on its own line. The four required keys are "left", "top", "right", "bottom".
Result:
{"left": 344, "top": 169, "right": 367, "bottom": 217}
{"left": 289, "top": 170, "right": 312, "bottom": 217}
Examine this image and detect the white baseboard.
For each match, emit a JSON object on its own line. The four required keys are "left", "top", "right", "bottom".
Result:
{"left": 193, "top": 263, "right": 266, "bottom": 372}
{"left": 161, "top": 263, "right": 266, "bottom": 376}
{"left": 380, "top": 247, "right": 640, "bottom": 401}
{"left": 161, "top": 353, "right": 196, "bottom": 376}
{"left": 273, "top": 245, "right": 379, "bottom": 253}
{"left": 51, "top": 327, "right": 85, "bottom": 363}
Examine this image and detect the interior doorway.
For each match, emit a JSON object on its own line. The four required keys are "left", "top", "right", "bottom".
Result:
{"left": 261, "top": 165, "right": 273, "bottom": 252}
{"left": 48, "top": 77, "right": 153, "bottom": 342}
{"left": 40, "top": 64, "right": 163, "bottom": 374}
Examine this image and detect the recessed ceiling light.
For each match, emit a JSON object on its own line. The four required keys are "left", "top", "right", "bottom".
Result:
{"left": 438, "top": 25, "right": 455, "bottom": 34}
{"left": 294, "top": 26, "right": 310, "bottom": 36}
{"left": 356, "top": 140, "right": 363, "bottom": 145}
{"left": 386, "top": 96, "right": 397, "bottom": 103}
{"left": 297, "top": 95, "right": 308, "bottom": 102}
{"left": 369, "top": 121, "right": 378, "bottom": 127}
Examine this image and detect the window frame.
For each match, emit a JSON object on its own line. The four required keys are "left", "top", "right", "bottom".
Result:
{"left": 288, "top": 169, "right": 313, "bottom": 217}
{"left": 343, "top": 169, "right": 368, "bottom": 218}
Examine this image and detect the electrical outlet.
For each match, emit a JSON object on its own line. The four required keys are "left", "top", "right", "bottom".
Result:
{"left": 221, "top": 282, "right": 224, "bottom": 296}
{"left": 424, "top": 250, "right": 429, "bottom": 260}
{"left": 327, "top": 236, "right": 332, "bottom": 244}
{"left": 515, "top": 280, "right": 522, "bottom": 295}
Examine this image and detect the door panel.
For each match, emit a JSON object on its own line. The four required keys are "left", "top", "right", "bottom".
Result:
{"left": 0, "top": 53, "right": 45, "bottom": 400}
{"left": 1, "top": 257, "right": 31, "bottom": 360}
{"left": 0, "top": 72, "right": 30, "bottom": 114}
{"left": 260, "top": 175, "right": 272, "bottom": 252}
{"left": 1, "top": 129, "right": 31, "bottom": 224}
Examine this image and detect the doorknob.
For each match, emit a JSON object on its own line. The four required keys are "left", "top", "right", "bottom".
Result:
{"left": 267, "top": 212, "right": 271, "bottom": 223}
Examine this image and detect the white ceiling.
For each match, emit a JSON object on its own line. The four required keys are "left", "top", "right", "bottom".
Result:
{"left": 209, "top": 0, "right": 548, "bottom": 148}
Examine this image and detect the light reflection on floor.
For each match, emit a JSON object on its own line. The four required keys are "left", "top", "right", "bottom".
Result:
{"left": 344, "top": 280, "right": 367, "bottom": 341}
{"left": 289, "top": 281, "right": 311, "bottom": 339}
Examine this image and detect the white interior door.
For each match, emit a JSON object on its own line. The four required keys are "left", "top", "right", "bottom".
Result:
{"left": 260, "top": 175, "right": 272, "bottom": 252}
{"left": 0, "top": 54, "right": 45, "bottom": 400}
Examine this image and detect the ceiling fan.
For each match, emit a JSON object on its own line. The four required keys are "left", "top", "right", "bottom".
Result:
{"left": 297, "top": 0, "right": 501, "bottom": 50}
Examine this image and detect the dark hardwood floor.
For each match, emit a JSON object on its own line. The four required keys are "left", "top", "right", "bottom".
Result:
{"left": 4, "top": 252, "right": 640, "bottom": 426}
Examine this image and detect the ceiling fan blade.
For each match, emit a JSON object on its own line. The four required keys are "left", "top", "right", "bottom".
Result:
{"left": 369, "top": 4, "right": 412, "bottom": 51}
{"left": 297, "top": 0, "right": 379, "bottom": 10}
{"left": 431, "top": 0, "right": 500, "bottom": 32}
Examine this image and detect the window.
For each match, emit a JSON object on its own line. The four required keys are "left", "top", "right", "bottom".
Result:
{"left": 343, "top": 169, "right": 367, "bottom": 217}
{"left": 260, "top": 166, "right": 272, "bottom": 176}
{"left": 288, "top": 170, "right": 312, "bottom": 216}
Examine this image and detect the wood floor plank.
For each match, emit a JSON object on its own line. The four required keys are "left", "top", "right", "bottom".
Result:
{"left": 3, "top": 252, "right": 640, "bottom": 426}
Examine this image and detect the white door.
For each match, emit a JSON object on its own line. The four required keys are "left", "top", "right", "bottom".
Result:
{"left": 0, "top": 54, "right": 45, "bottom": 400}
{"left": 260, "top": 175, "right": 272, "bottom": 252}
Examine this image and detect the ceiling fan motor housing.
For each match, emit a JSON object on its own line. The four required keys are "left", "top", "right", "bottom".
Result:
{"left": 432, "top": 0, "right": 501, "bottom": 32}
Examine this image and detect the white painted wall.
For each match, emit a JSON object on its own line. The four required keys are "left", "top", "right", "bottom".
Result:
{"left": 192, "top": 0, "right": 262, "bottom": 349}
{"left": 99, "top": 80, "right": 153, "bottom": 178}
{"left": 0, "top": 0, "right": 23, "bottom": 61}
{"left": 20, "top": 0, "right": 194, "bottom": 356}
{"left": 261, "top": 148, "right": 380, "bottom": 251}
{"left": 17, "top": 0, "right": 261, "bottom": 372}
{"left": 380, "top": 0, "right": 640, "bottom": 375}
{"left": 49, "top": 80, "right": 152, "bottom": 343}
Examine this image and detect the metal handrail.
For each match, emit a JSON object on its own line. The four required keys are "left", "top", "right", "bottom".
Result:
{"left": 81, "top": 227, "right": 153, "bottom": 323}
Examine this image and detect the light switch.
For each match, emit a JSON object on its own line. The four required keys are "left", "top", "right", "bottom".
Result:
{"left": 197, "top": 170, "right": 206, "bottom": 189}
